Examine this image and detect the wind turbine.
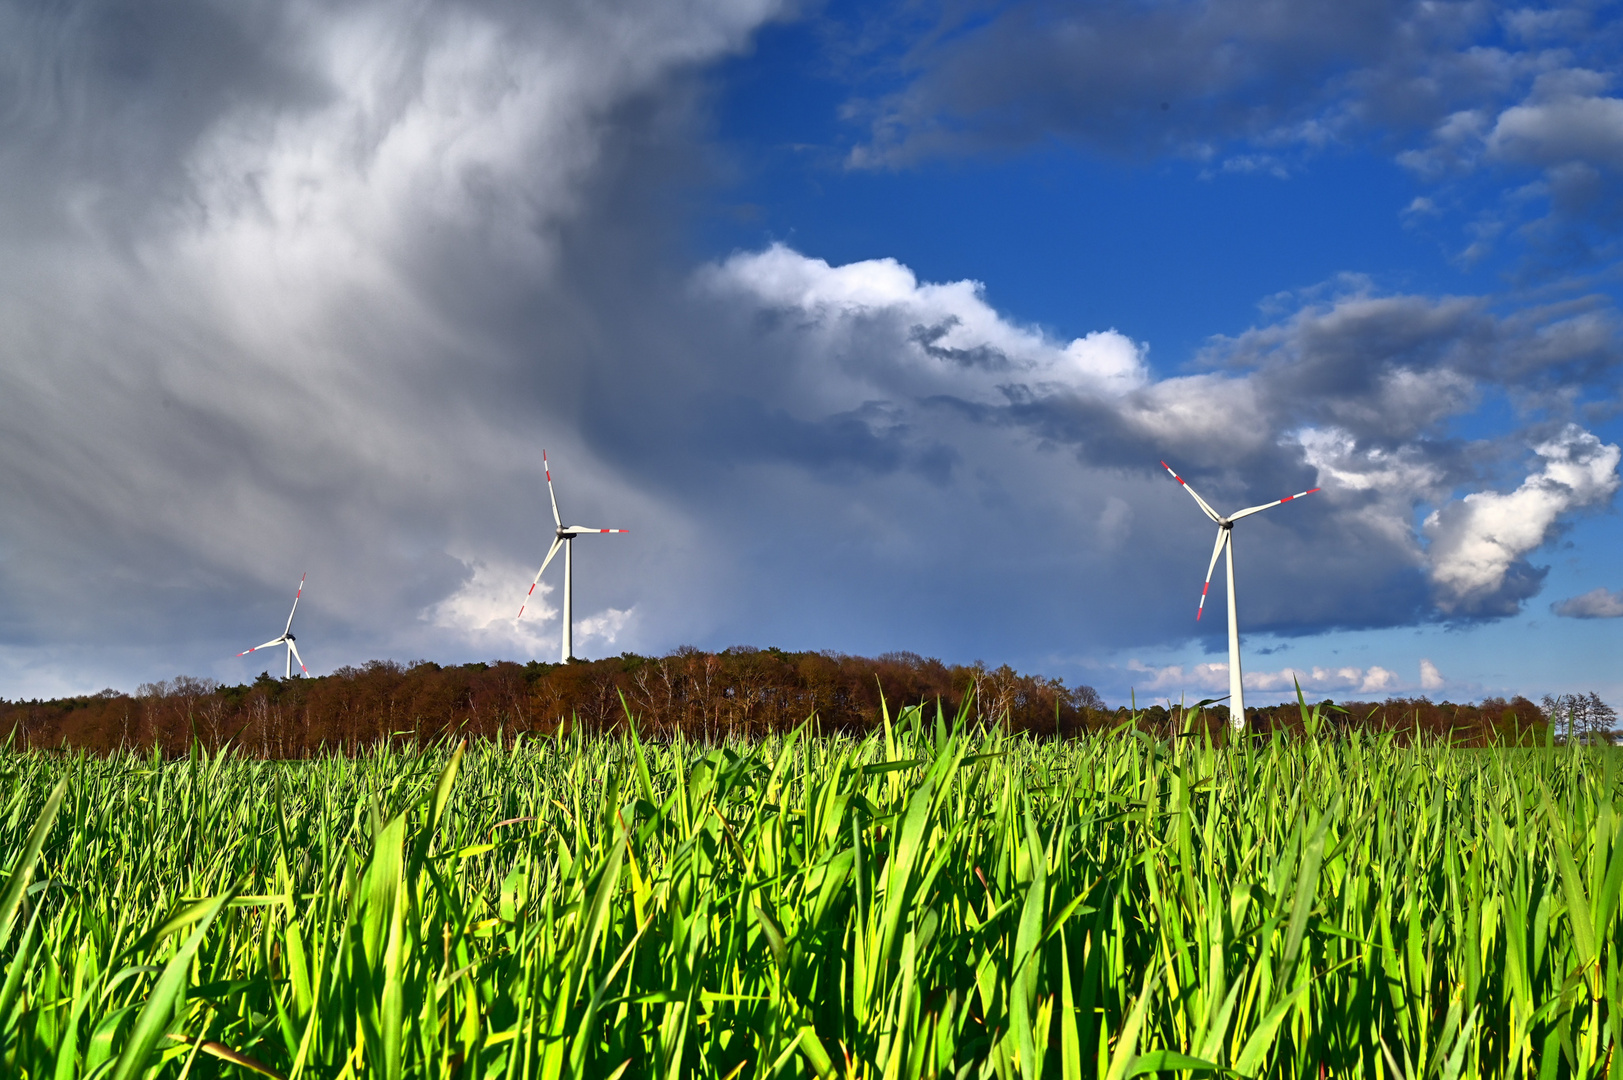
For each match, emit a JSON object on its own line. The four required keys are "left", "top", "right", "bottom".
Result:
{"left": 517, "top": 451, "right": 627, "bottom": 663}
{"left": 1161, "top": 462, "right": 1319, "bottom": 730}
{"left": 237, "top": 574, "right": 308, "bottom": 679}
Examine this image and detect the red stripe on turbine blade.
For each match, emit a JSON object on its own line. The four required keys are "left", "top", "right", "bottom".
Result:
{"left": 527, "top": 584, "right": 536, "bottom": 595}
{"left": 1304, "top": 488, "right": 1320, "bottom": 495}
{"left": 1202, "top": 583, "right": 1210, "bottom": 594}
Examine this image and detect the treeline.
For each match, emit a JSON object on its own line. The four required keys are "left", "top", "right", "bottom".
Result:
{"left": 1130, "top": 695, "right": 1552, "bottom": 745}
{"left": 0, "top": 648, "right": 1102, "bottom": 757}
{"left": 0, "top": 646, "right": 1569, "bottom": 757}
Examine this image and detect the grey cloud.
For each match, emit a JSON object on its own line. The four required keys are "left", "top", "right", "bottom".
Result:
{"left": 837, "top": 1, "right": 1623, "bottom": 273}
{"left": 1553, "top": 586, "right": 1623, "bottom": 618}
{"left": 1487, "top": 70, "right": 1623, "bottom": 170}
{"left": 845, "top": 0, "right": 1532, "bottom": 166}
{"left": 0, "top": 0, "right": 785, "bottom": 694}
{"left": 1397, "top": 64, "right": 1623, "bottom": 268}
{"left": 703, "top": 243, "right": 1623, "bottom": 638}
{"left": 0, "top": 0, "right": 321, "bottom": 237}
{"left": 698, "top": 396, "right": 964, "bottom": 483}
{"left": 1008, "top": 283, "right": 1617, "bottom": 481}
{"left": 909, "top": 319, "right": 1014, "bottom": 372}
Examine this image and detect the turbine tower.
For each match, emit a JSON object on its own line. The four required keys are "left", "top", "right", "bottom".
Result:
{"left": 237, "top": 574, "right": 308, "bottom": 679}
{"left": 1161, "top": 462, "right": 1319, "bottom": 730}
{"left": 517, "top": 451, "right": 627, "bottom": 663}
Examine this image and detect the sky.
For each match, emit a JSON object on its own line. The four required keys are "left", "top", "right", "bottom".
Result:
{"left": 1, "top": 0, "right": 1622, "bottom": 707}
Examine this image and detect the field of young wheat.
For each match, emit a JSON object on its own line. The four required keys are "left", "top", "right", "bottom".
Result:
{"left": 0, "top": 704, "right": 1619, "bottom": 1078}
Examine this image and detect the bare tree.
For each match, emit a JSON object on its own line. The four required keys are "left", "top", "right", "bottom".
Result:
{"left": 1543, "top": 692, "right": 1617, "bottom": 744}
{"left": 1587, "top": 692, "right": 1618, "bottom": 744}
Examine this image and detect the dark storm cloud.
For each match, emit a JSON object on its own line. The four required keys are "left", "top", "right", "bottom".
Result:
{"left": 0, "top": 0, "right": 319, "bottom": 234}
{"left": 701, "top": 397, "right": 911, "bottom": 477}
{"left": 0, "top": 0, "right": 786, "bottom": 692}
{"left": 700, "top": 246, "right": 1621, "bottom": 635}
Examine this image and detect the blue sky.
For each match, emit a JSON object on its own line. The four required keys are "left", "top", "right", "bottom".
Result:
{"left": 0, "top": 0, "right": 1620, "bottom": 706}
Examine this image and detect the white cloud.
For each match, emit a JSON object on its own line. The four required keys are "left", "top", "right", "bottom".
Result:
{"left": 425, "top": 556, "right": 558, "bottom": 657}
{"left": 1552, "top": 587, "right": 1623, "bottom": 619}
{"left": 700, "top": 243, "right": 1150, "bottom": 407}
{"left": 1360, "top": 666, "right": 1399, "bottom": 693}
{"left": 1420, "top": 658, "right": 1445, "bottom": 690}
{"left": 1125, "top": 659, "right": 1411, "bottom": 697}
{"left": 578, "top": 606, "right": 635, "bottom": 645}
{"left": 1487, "top": 70, "right": 1623, "bottom": 170}
{"left": 1424, "top": 425, "right": 1621, "bottom": 614}
{"left": 1295, "top": 426, "right": 1448, "bottom": 557}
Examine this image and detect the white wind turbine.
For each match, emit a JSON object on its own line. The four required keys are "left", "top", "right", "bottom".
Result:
{"left": 236, "top": 574, "right": 308, "bottom": 679}
{"left": 1161, "top": 462, "right": 1319, "bottom": 729}
{"left": 517, "top": 451, "right": 628, "bottom": 663}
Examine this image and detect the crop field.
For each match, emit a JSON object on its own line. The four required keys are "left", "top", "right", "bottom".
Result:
{"left": 0, "top": 705, "right": 1620, "bottom": 1078}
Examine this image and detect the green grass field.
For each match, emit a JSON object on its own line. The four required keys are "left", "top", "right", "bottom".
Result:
{"left": 0, "top": 703, "right": 1619, "bottom": 1078}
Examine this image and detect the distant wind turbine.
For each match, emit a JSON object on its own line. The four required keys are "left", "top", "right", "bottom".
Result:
{"left": 1161, "top": 462, "right": 1319, "bottom": 729}
{"left": 237, "top": 574, "right": 308, "bottom": 679}
{"left": 517, "top": 451, "right": 627, "bottom": 663}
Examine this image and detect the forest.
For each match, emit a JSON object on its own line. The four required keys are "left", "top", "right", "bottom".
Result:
{"left": 0, "top": 646, "right": 1556, "bottom": 756}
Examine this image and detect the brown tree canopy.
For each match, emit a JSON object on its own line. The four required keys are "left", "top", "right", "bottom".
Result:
{"left": 0, "top": 648, "right": 1555, "bottom": 757}
{"left": 0, "top": 648, "right": 1102, "bottom": 757}
{"left": 1122, "top": 695, "right": 1550, "bottom": 746}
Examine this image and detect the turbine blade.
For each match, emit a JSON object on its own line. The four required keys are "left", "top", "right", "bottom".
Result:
{"left": 543, "top": 450, "right": 562, "bottom": 529}
{"left": 562, "top": 527, "right": 628, "bottom": 534}
{"left": 238, "top": 637, "right": 285, "bottom": 656}
{"left": 1228, "top": 486, "right": 1322, "bottom": 522}
{"left": 517, "top": 537, "right": 565, "bottom": 619}
{"left": 284, "top": 573, "right": 306, "bottom": 635}
{"left": 288, "top": 639, "right": 308, "bottom": 675}
{"left": 1161, "top": 460, "right": 1222, "bottom": 523}
{"left": 1198, "top": 528, "right": 1228, "bottom": 621}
